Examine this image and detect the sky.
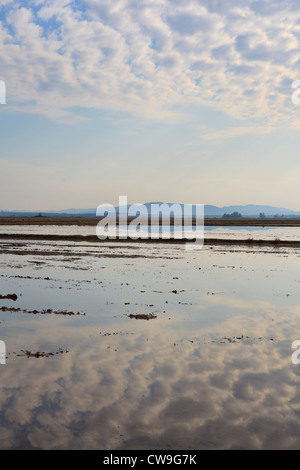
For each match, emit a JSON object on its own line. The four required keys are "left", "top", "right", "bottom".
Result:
{"left": 0, "top": 0, "right": 300, "bottom": 211}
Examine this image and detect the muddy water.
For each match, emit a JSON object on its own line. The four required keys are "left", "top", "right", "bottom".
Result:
{"left": 0, "top": 237, "right": 300, "bottom": 449}
{"left": 1, "top": 224, "right": 300, "bottom": 241}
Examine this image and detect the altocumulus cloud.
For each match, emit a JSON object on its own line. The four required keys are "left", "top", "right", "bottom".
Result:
{"left": 1, "top": 0, "right": 300, "bottom": 126}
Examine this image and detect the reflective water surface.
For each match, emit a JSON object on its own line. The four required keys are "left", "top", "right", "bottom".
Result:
{"left": 0, "top": 235, "right": 300, "bottom": 449}
{"left": 1, "top": 224, "right": 300, "bottom": 241}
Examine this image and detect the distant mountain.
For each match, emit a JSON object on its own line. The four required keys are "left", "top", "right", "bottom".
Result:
{"left": 96, "top": 202, "right": 300, "bottom": 218}
{"left": 1, "top": 203, "right": 300, "bottom": 218}
{"left": 0, "top": 210, "right": 97, "bottom": 218}
{"left": 55, "top": 208, "right": 97, "bottom": 214}
{"left": 203, "top": 204, "right": 300, "bottom": 217}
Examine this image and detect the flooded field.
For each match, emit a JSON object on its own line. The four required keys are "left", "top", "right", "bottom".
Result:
{"left": 1, "top": 224, "right": 300, "bottom": 242}
{"left": 1, "top": 231, "right": 300, "bottom": 449}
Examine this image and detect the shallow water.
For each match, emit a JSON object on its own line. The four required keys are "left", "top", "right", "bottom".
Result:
{"left": 0, "top": 235, "right": 300, "bottom": 449}
{"left": 1, "top": 224, "right": 300, "bottom": 241}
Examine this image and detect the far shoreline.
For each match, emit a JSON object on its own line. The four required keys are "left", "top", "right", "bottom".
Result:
{"left": 0, "top": 216, "right": 299, "bottom": 248}
{"left": 0, "top": 216, "right": 300, "bottom": 227}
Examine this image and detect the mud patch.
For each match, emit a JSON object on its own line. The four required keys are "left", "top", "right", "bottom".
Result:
{"left": 12, "top": 348, "right": 69, "bottom": 358}
{"left": 128, "top": 313, "right": 157, "bottom": 320}
{"left": 0, "top": 293, "right": 18, "bottom": 301}
{"left": 0, "top": 306, "right": 85, "bottom": 315}
{"left": 188, "top": 335, "right": 278, "bottom": 345}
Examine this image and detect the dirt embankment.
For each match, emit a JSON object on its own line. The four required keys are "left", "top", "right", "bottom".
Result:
{"left": 0, "top": 233, "right": 300, "bottom": 248}
{"left": 0, "top": 216, "right": 300, "bottom": 227}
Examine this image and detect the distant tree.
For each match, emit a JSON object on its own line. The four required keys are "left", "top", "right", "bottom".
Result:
{"left": 222, "top": 212, "right": 243, "bottom": 219}
{"left": 259, "top": 212, "right": 266, "bottom": 218}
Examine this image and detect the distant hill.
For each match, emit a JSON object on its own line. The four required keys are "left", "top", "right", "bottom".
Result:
{"left": 1, "top": 203, "right": 300, "bottom": 218}
{"left": 203, "top": 204, "right": 300, "bottom": 217}
{"left": 0, "top": 209, "right": 97, "bottom": 218}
